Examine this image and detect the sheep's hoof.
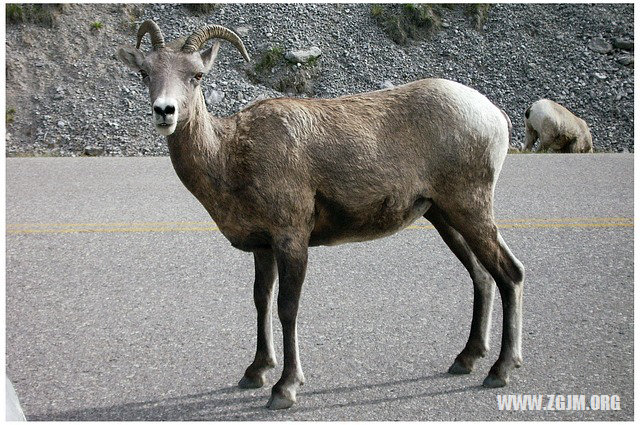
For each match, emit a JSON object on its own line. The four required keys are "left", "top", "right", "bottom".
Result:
{"left": 448, "top": 360, "right": 473, "bottom": 375}
{"left": 266, "top": 393, "right": 295, "bottom": 410}
{"left": 483, "top": 374, "right": 508, "bottom": 388}
{"left": 238, "top": 375, "right": 265, "bottom": 389}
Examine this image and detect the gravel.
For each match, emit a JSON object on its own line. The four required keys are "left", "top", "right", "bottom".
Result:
{"left": 5, "top": 3, "right": 634, "bottom": 156}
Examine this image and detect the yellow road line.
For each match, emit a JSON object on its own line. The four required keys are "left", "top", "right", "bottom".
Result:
{"left": 408, "top": 222, "right": 633, "bottom": 230}
{"left": 5, "top": 217, "right": 633, "bottom": 235}
{"left": 7, "top": 217, "right": 632, "bottom": 230}
{"left": 7, "top": 221, "right": 209, "bottom": 228}
{"left": 8, "top": 226, "right": 220, "bottom": 235}
{"left": 495, "top": 217, "right": 633, "bottom": 223}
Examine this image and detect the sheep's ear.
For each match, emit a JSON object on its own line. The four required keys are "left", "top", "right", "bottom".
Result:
{"left": 200, "top": 41, "right": 221, "bottom": 74}
{"left": 117, "top": 46, "right": 145, "bottom": 71}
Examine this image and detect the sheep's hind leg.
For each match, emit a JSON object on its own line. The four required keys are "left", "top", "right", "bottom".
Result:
{"left": 424, "top": 206, "right": 495, "bottom": 375}
{"left": 239, "top": 249, "right": 278, "bottom": 389}
{"left": 266, "top": 237, "right": 308, "bottom": 410}
{"left": 523, "top": 125, "right": 538, "bottom": 151}
{"left": 439, "top": 200, "right": 525, "bottom": 388}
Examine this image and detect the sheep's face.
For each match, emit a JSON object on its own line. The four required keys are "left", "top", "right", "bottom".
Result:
{"left": 117, "top": 43, "right": 219, "bottom": 136}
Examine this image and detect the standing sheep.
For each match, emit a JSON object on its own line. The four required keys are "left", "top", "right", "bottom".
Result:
{"left": 117, "top": 20, "right": 525, "bottom": 409}
{"left": 523, "top": 99, "right": 593, "bottom": 153}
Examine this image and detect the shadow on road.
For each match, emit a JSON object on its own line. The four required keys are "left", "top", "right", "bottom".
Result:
{"left": 27, "top": 373, "right": 485, "bottom": 420}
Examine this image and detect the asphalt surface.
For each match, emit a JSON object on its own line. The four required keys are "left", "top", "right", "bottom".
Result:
{"left": 5, "top": 154, "right": 634, "bottom": 420}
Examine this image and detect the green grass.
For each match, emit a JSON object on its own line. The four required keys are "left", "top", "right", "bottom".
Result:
{"left": 6, "top": 4, "right": 23, "bottom": 23}
{"left": 370, "top": 4, "right": 383, "bottom": 17}
{"left": 465, "top": 3, "right": 491, "bottom": 30}
{"left": 6, "top": 108, "right": 15, "bottom": 124}
{"left": 90, "top": 21, "right": 103, "bottom": 30}
{"left": 183, "top": 4, "right": 217, "bottom": 15}
{"left": 6, "top": 3, "right": 65, "bottom": 27}
{"left": 254, "top": 46, "right": 284, "bottom": 73}
{"left": 373, "top": 4, "right": 492, "bottom": 43}
{"left": 372, "top": 4, "right": 441, "bottom": 45}
{"left": 119, "top": 4, "right": 142, "bottom": 35}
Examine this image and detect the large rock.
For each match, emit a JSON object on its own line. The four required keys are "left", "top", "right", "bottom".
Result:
{"left": 284, "top": 46, "right": 322, "bottom": 64}
{"left": 613, "top": 38, "right": 634, "bottom": 51}
{"left": 588, "top": 37, "right": 613, "bottom": 54}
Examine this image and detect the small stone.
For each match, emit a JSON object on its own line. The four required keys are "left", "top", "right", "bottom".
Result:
{"left": 588, "top": 37, "right": 613, "bottom": 54}
{"left": 206, "top": 89, "right": 225, "bottom": 105}
{"left": 594, "top": 72, "right": 607, "bottom": 80}
{"left": 380, "top": 80, "right": 394, "bottom": 89}
{"left": 57, "top": 120, "right": 66, "bottom": 128}
{"left": 234, "top": 26, "right": 250, "bottom": 37}
{"left": 617, "top": 54, "right": 634, "bottom": 67}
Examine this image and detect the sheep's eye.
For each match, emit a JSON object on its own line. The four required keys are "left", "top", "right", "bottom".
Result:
{"left": 194, "top": 72, "right": 203, "bottom": 81}
{"left": 139, "top": 69, "right": 148, "bottom": 79}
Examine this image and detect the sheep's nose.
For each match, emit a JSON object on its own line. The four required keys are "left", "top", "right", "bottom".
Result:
{"left": 153, "top": 97, "right": 177, "bottom": 118}
{"left": 153, "top": 104, "right": 175, "bottom": 117}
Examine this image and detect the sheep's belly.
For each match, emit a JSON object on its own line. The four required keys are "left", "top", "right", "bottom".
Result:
{"left": 309, "top": 195, "right": 432, "bottom": 247}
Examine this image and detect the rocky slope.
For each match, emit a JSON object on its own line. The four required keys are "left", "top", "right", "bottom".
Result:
{"left": 5, "top": 3, "right": 634, "bottom": 156}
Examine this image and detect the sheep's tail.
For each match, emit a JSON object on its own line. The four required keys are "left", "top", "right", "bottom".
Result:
{"left": 500, "top": 108, "right": 512, "bottom": 147}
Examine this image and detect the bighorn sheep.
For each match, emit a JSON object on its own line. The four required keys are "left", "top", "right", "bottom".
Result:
{"left": 117, "top": 21, "right": 525, "bottom": 410}
{"left": 523, "top": 99, "right": 593, "bottom": 153}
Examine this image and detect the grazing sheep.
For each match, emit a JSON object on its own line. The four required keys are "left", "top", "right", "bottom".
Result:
{"left": 523, "top": 99, "right": 593, "bottom": 153}
{"left": 117, "top": 20, "right": 525, "bottom": 410}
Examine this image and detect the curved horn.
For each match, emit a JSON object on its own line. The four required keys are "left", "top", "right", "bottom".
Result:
{"left": 136, "top": 20, "right": 165, "bottom": 50}
{"left": 182, "top": 25, "right": 251, "bottom": 62}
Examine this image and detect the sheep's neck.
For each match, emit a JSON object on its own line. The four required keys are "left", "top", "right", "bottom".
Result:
{"left": 166, "top": 93, "right": 227, "bottom": 220}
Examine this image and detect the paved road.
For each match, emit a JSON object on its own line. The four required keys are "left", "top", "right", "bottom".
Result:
{"left": 6, "top": 154, "right": 634, "bottom": 420}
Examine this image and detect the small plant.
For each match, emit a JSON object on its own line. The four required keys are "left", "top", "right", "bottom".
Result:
{"left": 183, "top": 4, "right": 217, "bottom": 15}
{"left": 120, "top": 4, "right": 142, "bottom": 35}
{"left": 372, "top": 4, "right": 441, "bottom": 45}
{"left": 403, "top": 3, "right": 417, "bottom": 12}
{"left": 254, "top": 46, "right": 284, "bottom": 73}
{"left": 6, "top": 3, "right": 65, "bottom": 27}
{"left": 406, "top": 4, "right": 439, "bottom": 29}
{"left": 6, "top": 4, "right": 24, "bottom": 23}
{"left": 440, "top": 3, "right": 457, "bottom": 10}
{"left": 305, "top": 55, "right": 319, "bottom": 67}
{"left": 248, "top": 46, "right": 321, "bottom": 96}
{"left": 6, "top": 108, "right": 16, "bottom": 124}
{"left": 90, "top": 21, "right": 103, "bottom": 30}
{"left": 465, "top": 3, "right": 491, "bottom": 30}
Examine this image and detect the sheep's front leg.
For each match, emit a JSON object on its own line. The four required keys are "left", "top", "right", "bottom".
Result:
{"left": 266, "top": 239, "right": 308, "bottom": 410}
{"left": 239, "top": 249, "right": 278, "bottom": 389}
